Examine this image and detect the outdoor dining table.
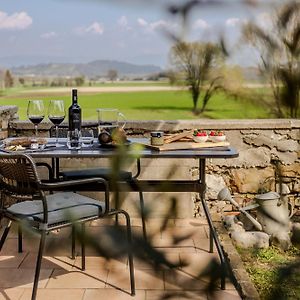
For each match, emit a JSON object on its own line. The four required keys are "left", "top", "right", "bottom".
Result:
{"left": 1, "top": 137, "right": 238, "bottom": 289}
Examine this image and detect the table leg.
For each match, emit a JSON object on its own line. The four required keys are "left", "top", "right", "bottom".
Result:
{"left": 199, "top": 158, "right": 226, "bottom": 290}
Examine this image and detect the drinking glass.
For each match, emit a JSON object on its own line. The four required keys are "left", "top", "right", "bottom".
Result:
{"left": 48, "top": 100, "right": 65, "bottom": 146}
{"left": 81, "top": 129, "right": 94, "bottom": 147}
{"left": 97, "top": 108, "right": 126, "bottom": 136}
{"left": 27, "top": 100, "right": 45, "bottom": 136}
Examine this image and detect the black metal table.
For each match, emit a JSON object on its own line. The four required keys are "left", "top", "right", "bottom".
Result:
{"left": 14, "top": 137, "right": 239, "bottom": 289}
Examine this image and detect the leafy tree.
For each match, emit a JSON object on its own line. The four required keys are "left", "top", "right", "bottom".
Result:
{"left": 243, "top": 1, "right": 300, "bottom": 118}
{"left": 107, "top": 69, "right": 118, "bottom": 82}
{"left": 19, "top": 77, "right": 25, "bottom": 86}
{"left": 74, "top": 76, "right": 85, "bottom": 86}
{"left": 169, "top": 41, "right": 223, "bottom": 114}
{"left": 4, "top": 70, "right": 14, "bottom": 88}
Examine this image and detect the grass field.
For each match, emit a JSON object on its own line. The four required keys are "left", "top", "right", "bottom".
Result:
{"left": 0, "top": 87, "right": 270, "bottom": 120}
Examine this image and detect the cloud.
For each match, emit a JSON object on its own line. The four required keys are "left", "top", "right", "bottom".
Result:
{"left": 75, "top": 21, "right": 104, "bottom": 35}
{"left": 40, "top": 31, "right": 57, "bottom": 39}
{"left": 137, "top": 18, "right": 177, "bottom": 33}
{"left": 193, "top": 18, "right": 209, "bottom": 29}
{"left": 137, "top": 18, "right": 148, "bottom": 27}
{"left": 226, "top": 18, "right": 240, "bottom": 27}
{"left": 0, "top": 11, "right": 32, "bottom": 30}
{"left": 118, "top": 16, "right": 131, "bottom": 30}
{"left": 86, "top": 22, "right": 104, "bottom": 34}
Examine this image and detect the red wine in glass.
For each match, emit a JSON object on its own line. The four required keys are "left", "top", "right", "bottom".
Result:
{"left": 48, "top": 100, "right": 65, "bottom": 146}
{"left": 49, "top": 116, "right": 65, "bottom": 126}
{"left": 29, "top": 116, "right": 44, "bottom": 125}
{"left": 27, "top": 100, "right": 45, "bottom": 136}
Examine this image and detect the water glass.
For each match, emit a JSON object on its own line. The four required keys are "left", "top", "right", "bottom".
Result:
{"left": 67, "top": 129, "right": 82, "bottom": 150}
{"left": 81, "top": 129, "right": 94, "bottom": 147}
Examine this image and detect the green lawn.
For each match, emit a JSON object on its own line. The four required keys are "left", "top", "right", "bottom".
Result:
{"left": 0, "top": 89, "right": 270, "bottom": 120}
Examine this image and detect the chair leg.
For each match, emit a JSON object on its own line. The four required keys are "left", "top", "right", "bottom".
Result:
{"left": 31, "top": 231, "right": 46, "bottom": 300}
{"left": 0, "top": 220, "right": 12, "bottom": 251}
{"left": 18, "top": 225, "right": 23, "bottom": 253}
{"left": 81, "top": 223, "right": 85, "bottom": 271}
{"left": 114, "top": 191, "right": 120, "bottom": 226}
{"left": 119, "top": 210, "right": 135, "bottom": 296}
{"left": 138, "top": 191, "right": 147, "bottom": 241}
{"left": 71, "top": 225, "right": 76, "bottom": 259}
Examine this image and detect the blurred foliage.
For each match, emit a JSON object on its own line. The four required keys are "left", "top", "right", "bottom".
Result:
{"left": 242, "top": 1, "right": 300, "bottom": 118}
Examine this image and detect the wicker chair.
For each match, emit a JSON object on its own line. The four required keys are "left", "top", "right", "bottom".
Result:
{"left": 60, "top": 158, "right": 148, "bottom": 241}
{"left": 0, "top": 153, "right": 135, "bottom": 300}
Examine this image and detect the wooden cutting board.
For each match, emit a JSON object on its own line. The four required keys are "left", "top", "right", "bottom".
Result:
{"left": 137, "top": 141, "right": 230, "bottom": 151}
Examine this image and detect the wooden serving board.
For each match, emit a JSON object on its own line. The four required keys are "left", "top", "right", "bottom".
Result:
{"left": 138, "top": 141, "right": 230, "bottom": 151}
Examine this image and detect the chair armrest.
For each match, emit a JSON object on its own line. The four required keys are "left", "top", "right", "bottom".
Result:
{"left": 36, "top": 162, "right": 54, "bottom": 181}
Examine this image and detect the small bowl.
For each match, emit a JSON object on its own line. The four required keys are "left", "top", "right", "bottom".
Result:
{"left": 193, "top": 135, "right": 208, "bottom": 143}
{"left": 210, "top": 135, "right": 226, "bottom": 142}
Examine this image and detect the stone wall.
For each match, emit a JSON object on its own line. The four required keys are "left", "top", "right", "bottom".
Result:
{"left": 0, "top": 106, "right": 18, "bottom": 139}
{"left": 4, "top": 105, "right": 300, "bottom": 218}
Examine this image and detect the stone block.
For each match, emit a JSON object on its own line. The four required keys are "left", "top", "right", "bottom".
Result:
{"left": 0, "top": 130, "right": 8, "bottom": 140}
{"left": 281, "top": 163, "right": 300, "bottom": 178}
{"left": 205, "top": 174, "right": 226, "bottom": 199}
{"left": 288, "top": 129, "right": 300, "bottom": 140}
{"left": 231, "top": 231, "right": 269, "bottom": 249}
{"left": 277, "top": 139, "right": 299, "bottom": 152}
{"left": 217, "top": 147, "right": 271, "bottom": 168}
{"left": 231, "top": 167, "right": 274, "bottom": 193}
{"left": 1, "top": 119, "right": 8, "bottom": 129}
{"left": 270, "top": 149, "right": 298, "bottom": 164}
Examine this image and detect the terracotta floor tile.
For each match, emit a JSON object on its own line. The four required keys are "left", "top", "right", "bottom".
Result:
{"left": 193, "top": 238, "right": 213, "bottom": 253}
{"left": 20, "top": 288, "right": 85, "bottom": 300}
{"left": 73, "top": 255, "right": 127, "bottom": 270}
{"left": 19, "top": 253, "right": 74, "bottom": 270}
{"left": 179, "top": 253, "right": 219, "bottom": 278}
{"left": 0, "top": 253, "right": 27, "bottom": 268}
{"left": 134, "top": 253, "right": 180, "bottom": 270}
{"left": 154, "top": 246, "right": 196, "bottom": 254}
{"left": 84, "top": 288, "right": 145, "bottom": 300}
{"left": 0, "top": 268, "right": 52, "bottom": 288}
{"left": 105, "top": 268, "right": 136, "bottom": 291}
{"left": 135, "top": 269, "right": 164, "bottom": 290}
{"left": 207, "top": 289, "right": 241, "bottom": 300}
{"left": 0, "top": 288, "right": 25, "bottom": 300}
{"left": 164, "top": 269, "right": 207, "bottom": 291}
{"left": 106, "top": 269, "right": 164, "bottom": 291}
{"left": 146, "top": 290, "right": 207, "bottom": 300}
{"left": 47, "top": 269, "right": 107, "bottom": 288}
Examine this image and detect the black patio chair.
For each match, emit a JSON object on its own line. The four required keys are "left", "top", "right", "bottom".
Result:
{"left": 60, "top": 157, "right": 148, "bottom": 241}
{"left": 0, "top": 153, "right": 135, "bottom": 300}
{"left": 49, "top": 127, "right": 147, "bottom": 241}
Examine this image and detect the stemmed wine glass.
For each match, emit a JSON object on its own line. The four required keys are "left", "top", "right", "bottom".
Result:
{"left": 48, "top": 100, "right": 65, "bottom": 146}
{"left": 27, "top": 100, "right": 45, "bottom": 136}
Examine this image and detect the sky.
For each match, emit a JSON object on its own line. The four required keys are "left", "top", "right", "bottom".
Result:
{"left": 0, "top": 0, "right": 280, "bottom": 68}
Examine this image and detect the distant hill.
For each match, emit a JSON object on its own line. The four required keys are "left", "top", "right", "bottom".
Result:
{"left": 11, "top": 60, "right": 162, "bottom": 78}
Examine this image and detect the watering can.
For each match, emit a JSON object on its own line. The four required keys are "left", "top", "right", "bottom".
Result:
{"left": 255, "top": 191, "right": 292, "bottom": 236}
{"left": 218, "top": 188, "right": 262, "bottom": 231}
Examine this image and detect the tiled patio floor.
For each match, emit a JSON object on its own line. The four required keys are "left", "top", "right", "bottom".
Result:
{"left": 0, "top": 218, "right": 241, "bottom": 300}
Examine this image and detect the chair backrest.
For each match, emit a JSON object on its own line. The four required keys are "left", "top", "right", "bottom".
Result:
{"left": 0, "top": 153, "right": 42, "bottom": 200}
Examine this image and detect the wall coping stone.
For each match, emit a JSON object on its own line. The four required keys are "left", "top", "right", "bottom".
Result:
{"left": 0, "top": 105, "right": 18, "bottom": 115}
{"left": 9, "top": 118, "right": 300, "bottom": 132}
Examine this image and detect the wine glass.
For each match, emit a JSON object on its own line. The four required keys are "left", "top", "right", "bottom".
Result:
{"left": 27, "top": 100, "right": 45, "bottom": 136}
{"left": 48, "top": 100, "right": 65, "bottom": 146}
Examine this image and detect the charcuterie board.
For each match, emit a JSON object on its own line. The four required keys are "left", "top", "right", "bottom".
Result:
{"left": 137, "top": 141, "right": 230, "bottom": 151}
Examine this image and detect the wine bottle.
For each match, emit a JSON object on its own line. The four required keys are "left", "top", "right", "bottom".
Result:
{"left": 68, "top": 89, "right": 81, "bottom": 131}
{"left": 68, "top": 89, "right": 82, "bottom": 149}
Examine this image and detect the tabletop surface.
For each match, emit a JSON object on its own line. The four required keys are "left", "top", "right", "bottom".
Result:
{"left": 1, "top": 137, "right": 239, "bottom": 159}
